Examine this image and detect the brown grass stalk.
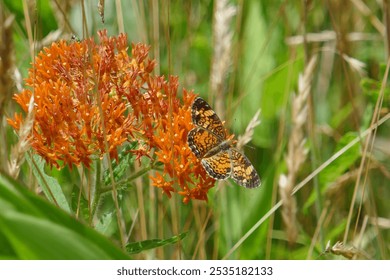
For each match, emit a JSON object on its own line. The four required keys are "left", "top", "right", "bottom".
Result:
{"left": 223, "top": 111, "right": 390, "bottom": 260}
{"left": 236, "top": 109, "right": 261, "bottom": 150}
{"left": 0, "top": 15, "right": 15, "bottom": 115}
{"left": 0, "top": 15, "right": 18, "bottom": 176}
{"left": 279, "top": 55, "right": 317, "bottom": 245}
{"left": 324, "top": 240, "right": 368, "bottom": 259}
{"left": 0, "top": 15, "right": 16, "bottom": 169}
{"left": 343, "top": 55, "right": 390, "bottom": 258}
{"left": 8, "top": 97, "right": 34, "bottom": 178}
{"left": 210, "top": 0, "right": 236, "bottom": 119}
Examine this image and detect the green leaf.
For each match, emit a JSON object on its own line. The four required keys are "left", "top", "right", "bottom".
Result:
{"left": 319, "top": 132, "right": 361, "bottom": 186}
{"left": 360, "top": 77, "right": 390, "bottom": 104}
{"left": 126, "top": 232, "right": 188, "bottom": 255}
{"left": 330, "top": 103, "right": 353, "bottom": 129}
{"left": 27, "top": 155, "right": 71, "bottom": 213}
{"left": 95, "top": 212, "right": 115, "bottom": 236}
{"left": 0, "top": 173, "right": 130, "bottom": 260}
{"left": 234, "top": 0, "right": 274, "bottom": 147}
{"left": 5, "top": 0, "right": 57, "bottom": 36}
{"left": 303, "top": 132, "right": 361, "bottom": 210}
{"left": 103, "top": 143, "right": 137, "bottom": 186}
{"left": 0, "top": 212, "right": 113, "bottom": 259}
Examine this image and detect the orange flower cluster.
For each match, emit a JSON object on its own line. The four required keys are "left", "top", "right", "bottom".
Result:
{"left": 9, "top": 30, "right": 152, "bottom": 168}
{"left": 151, "top": 90, "right": 216, "bottom": 203}
{"left": 8, "top": 30, "right": 215, "bottom": 202}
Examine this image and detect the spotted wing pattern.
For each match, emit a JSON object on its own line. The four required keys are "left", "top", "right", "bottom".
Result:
{"left": 191, "top": 97, "right": 226, "bottom": 139}
{"left": 230, "top": 149, "right": 261, "bottom": 188}
{"left": 201, "top": 151, "right": 231, "bottom": 180}
{"left": 187, "top": 97, "right": 261, "bottom": 188}
{"left": 187, "top": 127, "right": 221, "bottom": 158}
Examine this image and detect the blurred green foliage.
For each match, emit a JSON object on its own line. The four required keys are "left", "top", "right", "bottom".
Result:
{"left": 1, "top": 0, "right": 389, "bottom": 260}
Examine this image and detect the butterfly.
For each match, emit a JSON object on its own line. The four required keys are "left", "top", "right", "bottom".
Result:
{"left": 187, "top": 97, "right": 261, "bottom": 188}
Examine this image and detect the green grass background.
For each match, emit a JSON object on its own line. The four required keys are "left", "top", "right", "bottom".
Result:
{"left": 0, "top": 0, "right": 389, "bottom": 259}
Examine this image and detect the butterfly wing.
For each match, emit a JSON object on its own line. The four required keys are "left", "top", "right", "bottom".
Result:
{"left": 191, "top": 97, "right": 226, "bottom": 140}
{"left": 187, "top": 127, "right": 221, "bottom": 158}
{"left": 230, "top": 149, "right": 261, "bottom": 188}
{"left": 188, "top": 97, "right": 260, "bottom": 186}
{"left": 201, "top": 151, "right": 231, "bottom": 180}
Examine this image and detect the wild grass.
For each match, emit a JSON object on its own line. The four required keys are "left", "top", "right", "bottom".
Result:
{"left": 0, "top": 0, "right": 389, "bottom": 260}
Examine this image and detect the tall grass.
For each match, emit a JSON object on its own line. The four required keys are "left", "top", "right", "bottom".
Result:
{"left": 0, "top": 0, "right": 389, "bottom": 260}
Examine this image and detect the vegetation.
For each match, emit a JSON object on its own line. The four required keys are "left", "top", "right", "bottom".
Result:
{"left": 0, "top": 0, "right": 389, "bottom": 260}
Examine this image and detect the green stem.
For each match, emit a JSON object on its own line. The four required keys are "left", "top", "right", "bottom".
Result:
{"left": 98, "top": 164, "right": 155, "bottom": 194}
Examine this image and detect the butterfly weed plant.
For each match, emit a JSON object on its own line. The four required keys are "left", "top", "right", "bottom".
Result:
{"left": 8, "top": 30, "right": 219, "bottom": 206}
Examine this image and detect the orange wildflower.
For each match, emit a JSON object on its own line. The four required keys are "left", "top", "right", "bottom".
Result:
{"left": 151, "top": 90, "right": 216, "bottom": 203}
{"left": 8, "top": 30, "right": 216, "bottom": 202}
{"left": 8, "top": 31, "right": 152, "bottom": 168}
